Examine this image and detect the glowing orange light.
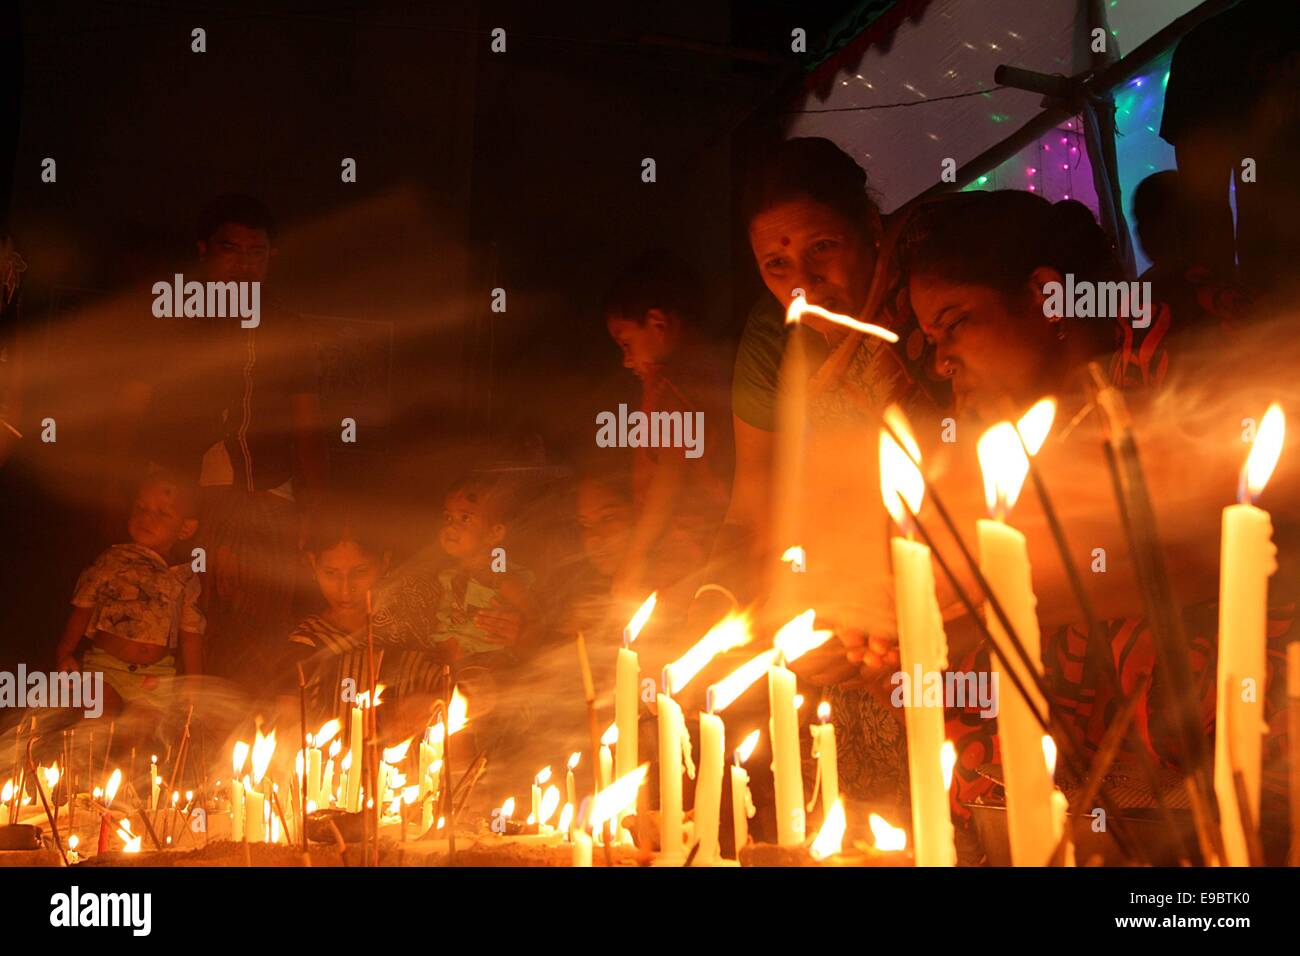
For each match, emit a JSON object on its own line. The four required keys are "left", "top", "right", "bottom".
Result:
{"left": 879, "top": 405, "right": 924, "bottom": 527}
{"left": 734, "top": 730, "right": 761, "bottom": 765}
{"left": 624, "top": 592, "right": 657, "bottom": 646}
{"left": 588, "top": 764, "right": 648, "bottom": 832}
{"left": 1244, "top": 403, "right": 1286, "bottom": 501}
{"left": 707, "top": 649, "right": 776, "bottom": 714}
{"left": 977, "top": 422, "right": 1031, "bottom": 518}
{"left": 941, "top": 741, "right": 957, "bottom": 790}
{"left": 663, "top": 611, "right": 752, "bottom": 696}
{"left": 809, "top": 799, "right": 846, "bottom": 860}
{"left": 786, "top": 292, "right": 899, "bottom": 342}
{"left": 869, "top": 813, "right": 907, "bottom": 851}
{"left": 773, "top": 610, "right": 833, "bottom": 664}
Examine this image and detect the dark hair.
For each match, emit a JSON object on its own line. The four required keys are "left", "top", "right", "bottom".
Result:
{"left": 138, "top": 469, "right": 198, "bottom": 519}
{"left": 445, "top": 472, "right": 521, "bottom": 528}
{"left": 1132, "top": 170, "right": 1181, "bottom": 265}
{"left": 602, "top": 250, "right": 704, "bottom": 325}
{"left": 304, "top": 505, "right": 389, "bottom": 559}
{"left": 904, "top": 191, "right": 1124, "bottom": 297}
{"left": 196, "top": 194, "right": 277, "bottom": 244}
{"left": 741, "top": 137, "right": 881, "bottom": 239}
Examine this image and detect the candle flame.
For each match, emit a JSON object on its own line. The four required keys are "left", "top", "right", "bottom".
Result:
{"left": 250, "top": 729, "right": 276, "bottom": 785}
{"left": 426, "top": 687, "right": 470, "bottom": 742}
{"left": 735, "top": 730, "right": 761, "bottom": 765}
{"left": 567, "top": 752, "right": 581, "bottom": 771}
{"left": 117, "top": 818, "right": 142, "bottom": 854}
{"left": 1244, "top": 403, "right": 1286, "bottom": 501}
{"left": 623, "top": 592, "right": 657, "bottom": 646}
{"left": 313, "top": 719, "right": 342, "bottom": 749}
{"left": 104, "top": 769, "right": 123, "bottom": 806}
{"left": 328, "top": 739, "right": 342, "bottom": 758}
{"left": 941, "top": 740, "right": 957, "bottom": 790}
{"left": 43, "top": 764, "right": 60, "bottom": 790}
{"left": 0, "top": 780, "right": 11, "bottom": 803}
{"left": 781, "top": 545, "right": 805, "bottom": 566}
{"left": 793, "top": 694, "right": 805, "bottom": 710}
{"left": 558, "top": 802, "right": 574, "bottom": 833}
{"left": 232, "top": 740, "right": 250, "bottom": 776}
{"left": 977, "top": 422, "right": 1030, "bottom": 518}
{"left": 708, "top": 649, "right": 776, "bottom": 714}
{"left": 341, "top": 752, "right": 353, "bottom": 771}
{"left": 539, "top": 784, "right": 561, "bottom": 825}
{"left": 535, "top": 765, "right": 553, "bottom": 786}
{"left": 879, "top": 405, "right": 924, "bottom": 526}
{"left": 601, "top": 723, "right": 619, "bottom": 747}
{"left": 809, "top": 798, "right": 846, "bottom": 860}
{"left": 68, "top": 834, "right": 79, "bottom": 850}
{"left": 501, "top": 796, "right": 516, "bottom": 819}
{"left": 1016, "top": 398, "right": 1057, "bottom": 455}
{"left": 817, "top": 701, "right": 831, "bottom": 723}
{"left": 402, "top": 785, "right": 419, "bottom": 805}
{"left": 1042, "top": 735, "right": 1057, "bottom": 777}
{"left": 589, "top": 764, "right": 648, "bottom": 832}
{"left": 382, "top": 738, "right": 413, "bottom": 764}
{"left": 869, "top": 813, "right": 908, "bottom": 851}
{"left": 785, "top": 292, "right": 900, "bottom": 342}
{"left": 773, "top": 610, "right": 834, "bottom": 664}
{"left": 663, "top": 611, "right": 752, "bottom": 696}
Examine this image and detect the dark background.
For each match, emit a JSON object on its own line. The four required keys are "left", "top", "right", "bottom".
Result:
{"left": 0, "top": 0, "right": 859, "bottom": 670}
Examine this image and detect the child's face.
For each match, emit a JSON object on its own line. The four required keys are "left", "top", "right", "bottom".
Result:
{"left": 127, "top": 480, "right": 197, "bottom": 555}
{"left": 310, "top": 540, "right": 387, "bottom": 616}
{"left": 607, "top": 311, "right": 678, "bottom": 381}
{"left": 439, "top": 491, "right": 505, "bottom": 564}
{"left": 576, "top": 479, "right": 632, "bottom": 577}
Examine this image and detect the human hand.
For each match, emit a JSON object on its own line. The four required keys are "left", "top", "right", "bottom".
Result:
{"left": 474, "top": 599, "right": 522, "bottom": 646}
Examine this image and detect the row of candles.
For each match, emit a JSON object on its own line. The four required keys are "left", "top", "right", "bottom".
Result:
{"left": 487, "top": 386, "right": 1287, "bottom": 866}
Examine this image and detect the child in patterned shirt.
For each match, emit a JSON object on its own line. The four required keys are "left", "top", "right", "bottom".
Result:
{"left": 54, "top": 472, "right": 205, "bottom": 714}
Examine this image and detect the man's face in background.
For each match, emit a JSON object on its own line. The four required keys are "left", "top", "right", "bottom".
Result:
{"left": 198, "top": 222, "right": 273, "bottom": 283}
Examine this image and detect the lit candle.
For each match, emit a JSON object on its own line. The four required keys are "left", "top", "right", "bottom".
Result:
{"left": 976, "top": 414, "right": 1056, "bottom": 866}
{"left": 321, "top": 739, "right": 341, "bottom": 809}
{"left": 701, "top": 648, "right": 774, "bottom": 865}
{"left": 229, "top": 741, "right": 248, "bottom": 842}
{"left": 249, "top": 729, "right": 276, "bottom": 844}
{"left": 531, "top": 766, "right": 552, "bottom": 833}
{"left": 566, "top": 752, "right": 580, "bottom": 809}
{"left": 879, "top": 409, "right": 954, "bottom": 866}
{"left": 730, "top": 731, "right": 759, "bottom": 861}
{"left": 809, "top": 702, "right": 839, "bottom": 827}
{"left": 308, "top": 719, "right": 340, "bottom": 811}
{"left": 347, "top": 701, "right": 364, "bottom": 813}
{"left": 658, "top": 613, "right": 752, "bottom": 863}
{"left": 149, "top": 755, "right": 160, "bottom": 811}
{"left": 1043, "top": 737, "right": 1075, "bottom": 866}
{"left": 618, "top": 594, "right": 655, "bottom": 784}
{"left": 599, "top": 725, "right": 616, "bottom": 793}
{"left": 572, "top": 827, "right": 593, "bottom": 867}
{"left": 1216, "top": 403, "right": 1285, "bottom": 867}
{"left": 768, "top": 611, "right": 833, "bottom": 847}
{"left": 243, "top": 776, "right": 263, "bottom": 843}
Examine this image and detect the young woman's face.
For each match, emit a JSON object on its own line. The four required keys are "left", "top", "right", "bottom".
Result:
{"left": 310, "top": 539, "right": 386, "bottom": 616}
{"left": 748, "top": 198, "right": 876, "bottom": 326}
{"left": 576, "top": 479, "right": 633, "bottom": 577}
{"left": 908, "top": 273, "right": 1061, "bottom": 421}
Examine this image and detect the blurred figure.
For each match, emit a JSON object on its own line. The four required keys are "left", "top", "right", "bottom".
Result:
{"left": 603, "top": 251, "right": 732, "bottom": 601}
{"left": 1161, "top": 0, "right": 1300, "bottom": 301}
{"left": 114, "top": 195, "right": 327, "bottom": 690}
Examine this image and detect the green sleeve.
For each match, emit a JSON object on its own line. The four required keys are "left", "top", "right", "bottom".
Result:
{"left": 731, "top": 296, "right": 788, "bottom": 433}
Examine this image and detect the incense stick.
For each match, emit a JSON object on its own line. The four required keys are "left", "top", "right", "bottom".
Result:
{"left": 574, "top": 632, "right": 614, "bottom": 865}
{"left": 26, "top": 739, "right": 70, "bottom": 866}
{"left": 297, "top": 663, "right": 310, "bottom": 853}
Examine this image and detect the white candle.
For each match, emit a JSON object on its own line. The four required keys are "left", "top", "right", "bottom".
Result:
{"left": 618, "top": 595, "right": 655, "bottom": 781}
{"left": 809, "top": 705, "right": 840, "bottom": 827}
{"left": 657, "top": 692, "right": 688, "bottom": 862}
{"left": 346, "top": 705, "right": 363, "bottom": 813}
{"left": 307, "top": 747, "right": 322, "bottom": 809}
{"left": 729, "top": 731, "right": 759, "bottom": 861}
{"left": 768, "top": 661, "right": 804, "bottom": 846}
{"left": 880, "top": 412, "right": 958, "bottom": 866}
{"left": 566, "top": 752, "right": 580, "bottom": 810}
{"left": 149, "top": 756, "right": 160, "bottom": 811}
{"left": 1216, "top": 403, "right": 1285, "bottom": 867}
{"left": 693, "top": 712, "right": 724, "bottom": 866}
{"left": 976, "top": 422, "right": 1056, "bottom": 867}
{"left": 572, "top": 827, "right": 593, "bottom": 867}
{"left": 243, "top": 776, "right": 264, "bottom": 843}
